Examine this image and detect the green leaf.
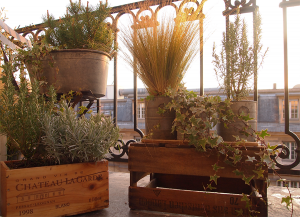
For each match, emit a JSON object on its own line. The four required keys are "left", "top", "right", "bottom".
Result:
{"left": 267, "top": 143, "right": 277, "bottom": 150}
{"left": 281, "top": 196, "right": 292, "bottom": 209}
{"left": 212, "top": 163, "right": 225, "bottom": 172}
{"left": 233, "top": 169, "right": 244, "bottom": 176}
{"left": 240, "top": 113, "right": 253, "bottom": 121}
{"left": 235, "top": 209, "right": 244, "bottom": 216}
{"left": 241, "top": 193, "right": 251, "bottom": 209}
{"left": 242, "top": 175, "right": 255, "bottom": 185}
{"left": 232, "top": 135, "right": 240, "bottom": 141}
{"left": 230, "top": 154, "right": 242, "bottom": 164}
{"left": 206, "top": 183, "right": 217, "bottom": 190}
{"left": 157, "top": 107, "right": 165, "bottom": 115}
{"left": 146, "top": 95, "right": 154, "bottom": 101}
{"left": 253, "top": 167, "right": 265, "bottom": 179}
{"left": 210, "top": 174, "right": 220, "bottom": 185}
{"left": 262, "top": 153, "right": 272, "bottom": 165}
{"left": 257, "top": 129, "right": 270, "bottom": 139}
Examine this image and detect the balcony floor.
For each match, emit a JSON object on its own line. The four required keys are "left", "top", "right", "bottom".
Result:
{"left": 73, "top": 171, "right": 300, "bottom": 217}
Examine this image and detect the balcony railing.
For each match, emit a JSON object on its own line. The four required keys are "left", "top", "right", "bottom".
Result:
{"left": 1, "top": 0, "right": 298, "bottom": 171}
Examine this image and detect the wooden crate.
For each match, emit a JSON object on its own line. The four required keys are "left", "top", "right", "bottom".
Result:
{"left": 129, "top": 140, "right": 268, "bottom": 216}
{"left": 0, "top": 160, "right": 109, "bottom": 217}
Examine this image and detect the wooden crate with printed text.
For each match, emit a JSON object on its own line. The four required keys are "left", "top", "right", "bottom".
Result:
{"left": 128, "top": 140, "right": 268, "bottom": 217}
{"left": 0, "top": 160, "right": 108, "bottom": 217}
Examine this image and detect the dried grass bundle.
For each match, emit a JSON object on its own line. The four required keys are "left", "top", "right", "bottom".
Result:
{"left": 121, "top": 7, "right": 200, "bottom": 96}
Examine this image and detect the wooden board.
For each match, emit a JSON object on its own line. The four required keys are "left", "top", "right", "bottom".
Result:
{"left": 140, "top": 139, "right": 260, "bottom": 147}
{"left": 1, "top": 160, "right": 108, "bottom": 217}
{"left": 129, "top": 186, "right": 267, "bottom": 216}
{"left": 128, "top": 146, "right": 267, "bottom": 180}
{"left": 153, "top": 173, "right": 253, "bottom": 195}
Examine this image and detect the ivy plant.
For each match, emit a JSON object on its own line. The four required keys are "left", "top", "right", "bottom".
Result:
{"left": 164, "top": 85, "right": 282, "bottom": 215}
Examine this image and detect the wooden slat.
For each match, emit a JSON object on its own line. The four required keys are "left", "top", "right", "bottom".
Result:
{"left": 129, "top": 186, "right": 266, "bottom": 216}
{"left": 130, "top": 171, "right": 150, "bottom": 187}
{"left": 0, "top": 161, "right": 8, "bottom": 216}
{"left": 130, "top": 142, "right": 163, "bottom": 147}
{"left": 128, "top": 146, "right": 267, "bottom": 180}
{"left": 0, "top": 32, "right": 20, "bottom": 50}
{"left": 145, "top": 178, "right": 157, "bottom": 188}
{"left": 141, "top": 139, "right": 259, "bottom": 147}
{"left": 153, "top": 173, "right": 252, "bottom": 195}
{"left": 141, "top": 139, "right": 189, "bottom": 145}
{"left": 0, "top": 19, "right": 31, "bottom": 47}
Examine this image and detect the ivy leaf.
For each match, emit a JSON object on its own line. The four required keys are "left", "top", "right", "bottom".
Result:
{"left": 157, "top": 107, "right": 165, "bottom": 115}
{"left": 233, "top": 169, "right": 244, "bottom": 176}
{"left": 197, "top": 139, "right": 207, "bottom": 151}
{"left": 241, "top": 193, "right": 251, "bottom": 209}
{"left": 208, "top": 137, "right": 219, "bottom": 148}
{"left": 267, "top": 144, "right": 277, "bottom": 150}
{"left": 206, "top": 183, "right": 217, "bottom": 190}
{"left": 232, "top": 135, "right": 240, "bottom": 141}
{"left": 212, "top": 163, "right": 224, "bottom": 172}
{"left": 223, "top": 122, "right": 228, "bottom": 128}
{"left": 257, "top": 129, "right": 270, "bottom": 139}
{"left": 246, "top": 155, "right": 256, "bottom": 162}
{"left": 146, "top": 95, "right": 154, "bottom": 101}
{"left": 210, "top": 174, "right": 220, "bottom": 185}
{"left": 281, "top": 196, "right": 292, "bottom": 209}
{"left": 224, "top": 159, "right": 234, "bottom": 166}
{"left": 240, "top": 113, "right": 253, "bottom": 121}
{"left": 262, "top": 153, "right": 272, "bottom": 165}
{"left": 253, "top": 167, "right": 265, "bottom": 179}
{"left": 230, "top": 154, "right": 242, "bottom": 164}
{"left": 68, "top": 90, "right": 74, "bottom": 95}
{"left": 235, "top": 209, "right": 244, "bottom": 216}
{"left": 226, "top": 144, "right": 235, "bottom": 152}
{"left": 242, "top": 175, "right": 255, "bottom": 185}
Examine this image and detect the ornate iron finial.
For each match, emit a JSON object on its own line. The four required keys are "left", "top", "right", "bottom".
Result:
{"left": 132, "top": 7, "right": 159, "bottom": 29}
{"left": 176, "top": 0, "right": 206, "bottom": 22}
{"left": 223, "top": 0, "right": 256, "bottom": 15}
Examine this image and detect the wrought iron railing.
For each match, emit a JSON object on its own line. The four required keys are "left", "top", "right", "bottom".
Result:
{"left": 276, "top": 0, "right": 300, "bottom": 171}
{"left": 3, "top": 0, "right": 298, "bottom": 169}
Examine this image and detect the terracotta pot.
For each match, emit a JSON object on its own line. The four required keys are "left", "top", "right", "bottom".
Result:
{"left": 27, "top": 49, "right": 111, "bottom": 98}
{"left": 0, "top": 160, "right": 108, "bottom": 217}
{"left": 217, "top": 101, "right": 257, "bottom": 142}
{"left": 145, "top": 96, "right": 176, "bottom": 140}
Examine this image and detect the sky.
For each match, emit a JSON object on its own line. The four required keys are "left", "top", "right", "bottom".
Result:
{"left": 1, "top": 0, "right": 300, "bottom": 91}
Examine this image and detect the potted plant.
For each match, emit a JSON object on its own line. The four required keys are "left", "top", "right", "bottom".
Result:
{"left": 25, "top": 0, "right": 116, "bottom": 98}
{"left": 129, "top": 85, "right": 274, "bottom": 216}
{"left": 0, "top": 55, "right": 120, "bottom": 216}
{"left": 121, "top": 8, "right": 200, "bottom": 139}
{"left": 212, "top": 10, "right": 268, "bottom": 142}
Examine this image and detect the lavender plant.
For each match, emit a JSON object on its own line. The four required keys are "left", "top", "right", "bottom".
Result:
{"left": 42, "top": 100, "right": 120, "bottom": 164}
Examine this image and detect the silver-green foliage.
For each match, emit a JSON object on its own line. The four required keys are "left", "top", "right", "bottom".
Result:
{"left": 212, "top": 9, "right": 267, "bottom": 101}
{"left": 42, "top": 101, "right": 120, "bottom": 164}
